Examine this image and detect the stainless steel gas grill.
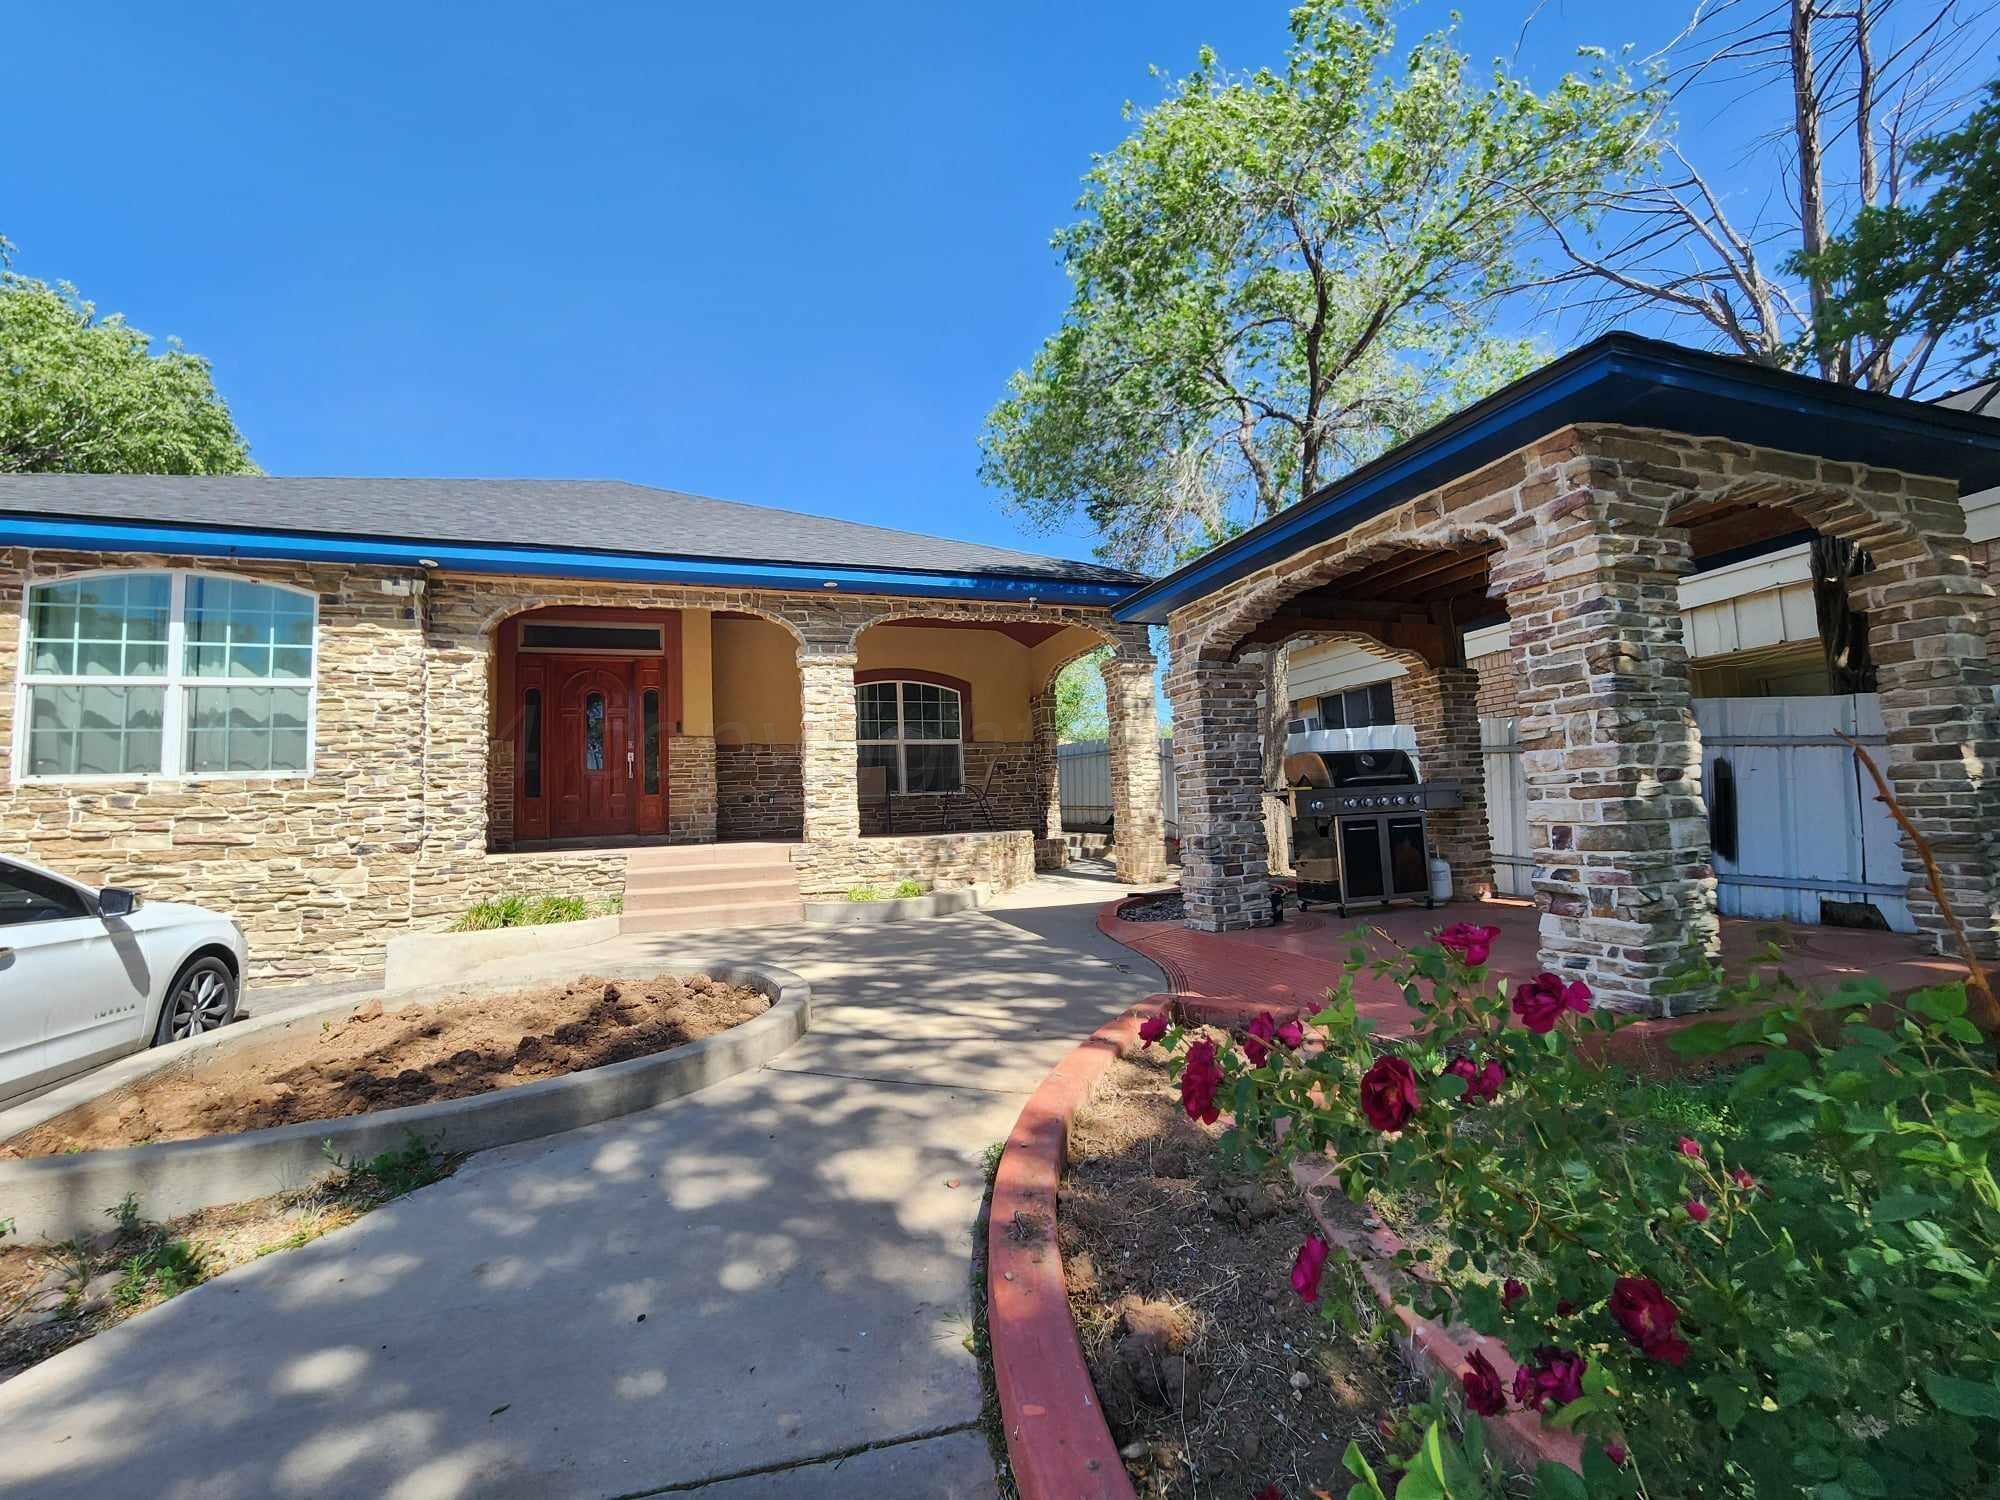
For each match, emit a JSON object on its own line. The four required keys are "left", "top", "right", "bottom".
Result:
{"left": 1279, "top": 730, "right": 1463, "bottom": 915}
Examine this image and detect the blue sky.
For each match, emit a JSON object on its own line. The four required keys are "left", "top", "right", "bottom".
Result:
{"left": 12, "top": 2, "right": 1719, "bottom": 566}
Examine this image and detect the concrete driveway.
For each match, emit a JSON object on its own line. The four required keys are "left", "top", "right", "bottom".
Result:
{"left": 0, "top": 866, "right": 1158, "bottom": 1499}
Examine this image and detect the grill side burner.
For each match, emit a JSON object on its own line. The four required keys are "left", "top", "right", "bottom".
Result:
{"left": 1282, "top": 747, "right": 1462, "bottom": 915}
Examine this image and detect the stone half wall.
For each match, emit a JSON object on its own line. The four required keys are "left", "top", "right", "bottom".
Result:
{"left": 716, "top": 743, "right": 805, "bottom": 840}
{"left": 857, "top": 741, "right": 1044, "bottom": 837}
{"left": 792, "top": 830, "right": 1037, "bottom": 899}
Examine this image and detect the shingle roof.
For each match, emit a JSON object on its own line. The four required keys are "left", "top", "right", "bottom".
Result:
{"left": 0, "top": 475, "right": 1145, "bottom": 587}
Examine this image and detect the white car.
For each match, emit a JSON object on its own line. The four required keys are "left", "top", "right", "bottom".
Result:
{"left": 0, "top": 854, "right": 248, "bottom": 1105}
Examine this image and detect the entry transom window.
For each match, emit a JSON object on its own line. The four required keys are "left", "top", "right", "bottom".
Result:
{"left": 857, "top": 679, "right": 963, "bottom": 794}
{"left": 19, "top": 571, "right": 317, "bottom": 780}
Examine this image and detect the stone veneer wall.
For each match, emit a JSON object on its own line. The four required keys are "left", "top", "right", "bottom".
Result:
{"left": 0, "top": 551, "right": 1163, "bottom": 980}
{"left": 792, "top": 829, "right": 1037, "bottom": 898}
{"left": 665, "top": 734, "right": 718, "bottom": 843}
{"left": 1471, "top": 649, "right": 1521, "bottom": 718}
{"left": 715, "top": 743, "right": 804, "bottom": 840}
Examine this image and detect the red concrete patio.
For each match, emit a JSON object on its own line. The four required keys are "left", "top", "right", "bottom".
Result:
{"left": 1099, "top": 893, "right": 1970, "bottom": 1042}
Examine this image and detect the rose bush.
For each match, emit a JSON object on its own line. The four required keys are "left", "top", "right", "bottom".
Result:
{"left": 1148, "top": 933, "right": 2000, "bottom": 1499}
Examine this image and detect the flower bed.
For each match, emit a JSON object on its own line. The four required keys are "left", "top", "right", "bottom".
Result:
{"left": 1139, "top": 913, "right": 2000, "bottom": 1499}
{"left": 1058, "top": 1042, "right": 1416, "bottom": 1497}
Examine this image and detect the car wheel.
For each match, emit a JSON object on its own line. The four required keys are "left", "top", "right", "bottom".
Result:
{"left": 154, "top": 956, "right": 239, "bottom": 1045}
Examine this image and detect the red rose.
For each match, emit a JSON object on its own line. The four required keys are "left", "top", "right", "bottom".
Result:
{"left": 1678, "top": 1136, "right": 1702, "bottom": 1159}
{"left": 1243, "top": 1011, "right": 1276, "bottom": 1068}
{"left": 1502, "top": 1277, "right": 1527, "bottom": 1309}
{"left": 1138, "top": 1013, "right": 1169, "bottom": 1046}
{"left": 1359, "top": 1055, "right": 1421, "bottom": 1133}
{"left": 1290, "top": 1234, "right": 1330, "bottom": 1303}
{"left": 1609, "top": 1276, "right": 1689, "bottom": 1365}
{"left": 1439, "top": 922, "right": 1502, "bottom": 967}
{"left": 1445, "top": 1055, "right": 1506, "bottom": 1105}
{"left": 1460, "top": 1349, "right": 1506, "bottom": 1416}
{"left": 1511, "top": 1346, "right": 1587, "bottom": 1411}
{"left": 1180, "top": 1039, "right": 1225, "bottom": 1124}
{"left": 1685, "top": 1199, "right": 1709, "bottom": 1223}
{"left": 1556, "top": 1298, "right": 1576, "bottom": 1317}
{"left": 1731, "top": 1167, "right": 1757, "bottom": 1190}
{"left": 1605, "top": 1442, "right": 1629, "bottom": 1467}
{"left": 1511, "top": 972, "right": 1593, "bottom": 1033}
{"left": 1275, "top": 1015, "right": 1305, "bottom": 1050}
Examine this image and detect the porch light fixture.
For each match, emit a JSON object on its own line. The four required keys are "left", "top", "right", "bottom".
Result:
{"left": 417, "top": 558, "right": 440, "bottom": 569}
{"left": 822, "top": 580, "right": 839, "bottom": 588}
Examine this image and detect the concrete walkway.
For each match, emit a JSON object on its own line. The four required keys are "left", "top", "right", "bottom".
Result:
{"left": 0, "top": 866, "right": 1160, "bottom": 1500}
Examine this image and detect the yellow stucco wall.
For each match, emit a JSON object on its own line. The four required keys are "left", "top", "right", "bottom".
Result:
{"left": 680, "top": 607, "right": 715, "bottom": 737}
{"left": 712, "top": 616, "right": 802, "bottom": 745}
{"left": 859, "top": 625, "right": 1045, "bottom": 740}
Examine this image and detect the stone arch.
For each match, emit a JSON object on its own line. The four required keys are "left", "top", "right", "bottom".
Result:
{"left": 1189, "top": 521, "right": 1512, "bottom": 666}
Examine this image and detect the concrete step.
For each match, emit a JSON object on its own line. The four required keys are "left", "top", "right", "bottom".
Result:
{"left": 623, "top": 883, "right": 802, "bottom": 914}
{"left": 619, "top": 900, "right": 807, "bottom": 935}
{"left": 622, "top": 842, "right": 799, "bottom": 873}
{"left": 624, "top": 866, "right": 800, "bottom": 895}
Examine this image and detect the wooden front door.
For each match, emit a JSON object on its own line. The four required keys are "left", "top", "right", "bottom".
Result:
{"left": 551, "top": 659, "right": 636, "bottom": 839}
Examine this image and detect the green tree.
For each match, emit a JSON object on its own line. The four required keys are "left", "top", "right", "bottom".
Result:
{"left": 979, "top": 0, "right": 1655, "bottom": 570}
{"left": 1052, "top": 647, "right": 1110, "bottom": 742}
{"left": 1796, "top": 80, "right": 2000, "bottom": 401}
{"left": 0, "top": 236, "right": 256, "bottom": 474}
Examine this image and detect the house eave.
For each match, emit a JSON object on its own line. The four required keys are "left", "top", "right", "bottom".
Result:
{"left": 0, "top": 515, "right": 1139, "bottom": 607}
{"left": 1114, "top": 333, "right": 2000, "bottom": 626}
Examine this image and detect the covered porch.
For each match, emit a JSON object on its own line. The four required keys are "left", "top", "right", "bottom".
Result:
{"left": 468, "top": 586, "right": 1170, "bottom": 898}
{"left": 1125, "top": 337, "right": 2000, "bottom": 1015}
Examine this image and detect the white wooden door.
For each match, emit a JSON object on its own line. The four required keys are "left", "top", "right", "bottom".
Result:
{"left": 1479, "top": 717, "right": 1534, "bottom": 898}
{"left": 1693, "top": 694, "right": 1912, "bottom": 931}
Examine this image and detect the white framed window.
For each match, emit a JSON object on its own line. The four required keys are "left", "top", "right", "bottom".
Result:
{"left": 16, "top": 570, "right": 318, "bottom": 782}
{"left": 856, "top": 678, "right": 964, "bottom": 794}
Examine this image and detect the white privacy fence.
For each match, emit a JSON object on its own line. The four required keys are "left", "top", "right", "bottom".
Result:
{"left": 1058, "top": 736, "right": 1179, "bottom": 835}
{"left": 1480, "top": 694, "right": 1912, "bottom": 930}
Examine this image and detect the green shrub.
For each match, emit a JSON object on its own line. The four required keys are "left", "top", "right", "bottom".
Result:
{"left": 452, "top": 891, "right": 604, "bottom": 931}
{"left": 1149, "top": 932, "right": 2000, "bottom": 1498}
{"left": 892, "top": 878, "right": 925, "bottom": 899}
{"left": 845, "top": 886, "right": 880, "bottom": 902}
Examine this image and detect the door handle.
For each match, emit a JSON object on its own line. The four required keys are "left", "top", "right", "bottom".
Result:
{"left": 626, "top": 748, "right": 635, "bottom": 780}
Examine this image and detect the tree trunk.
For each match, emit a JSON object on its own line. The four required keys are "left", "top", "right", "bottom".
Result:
{"left": 1261, "top": 646, "right": 1293, "bottom": 881}
{"left": 1790, "top": 0, "right": 1833, "bottom": 377}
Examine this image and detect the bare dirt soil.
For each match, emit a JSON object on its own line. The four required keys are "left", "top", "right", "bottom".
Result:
{"left": 6, "top": 973, "right": 768, "bottom": 1156}
{"left": 1060, "top": 1041, "right": 1412, "bottom": 1499}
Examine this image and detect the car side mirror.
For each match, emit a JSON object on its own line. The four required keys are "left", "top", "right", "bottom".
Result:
{"left": 97, "top": 887, "right": 142, "bottom": 919}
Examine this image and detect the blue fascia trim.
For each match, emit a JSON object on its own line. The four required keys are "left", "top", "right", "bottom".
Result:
{"left": 1114, "top": 339, "right": 2000, "bottom": 625}
{"left": 0, "top": 516, "right": 1137, "bottom": 607}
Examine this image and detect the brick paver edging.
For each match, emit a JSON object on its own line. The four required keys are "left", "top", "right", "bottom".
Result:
{"left": 987, "top": 1003, "right": 1152, "bottom": 1500}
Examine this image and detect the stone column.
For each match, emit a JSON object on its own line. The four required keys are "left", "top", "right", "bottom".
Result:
{"left": 1165, "top": 655, "right": 1269, "bottom": 930}
{"left": 1102, "top": 656, "right": 1167, "bottom": 887}
{"left": 1502, "top": 516, "right": 1717, "bottom": 1016}
{"left": 1399, "top": 663, "right": 1493, "bottom": 898}
{"left": 798, "top": 652, "right": 860, "bottom": 843}
{"left": 1851, "top": 522, "right": 2000, "bottom": 958}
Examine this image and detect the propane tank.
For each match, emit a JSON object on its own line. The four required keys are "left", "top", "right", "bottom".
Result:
{"left": 1428, "top": 856, "right": 1453, "bottom": 904}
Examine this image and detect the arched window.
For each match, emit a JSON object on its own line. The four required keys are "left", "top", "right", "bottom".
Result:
{"left": 19, "top": 570, "right": 317, "bottom": 780}
{"left": 856, "top": 676, "right": 964, "bottom": 793}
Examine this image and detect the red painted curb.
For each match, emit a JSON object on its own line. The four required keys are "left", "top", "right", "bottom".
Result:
{"left": 988, "top": 1005, "right": 1151, "bottom": 1500}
